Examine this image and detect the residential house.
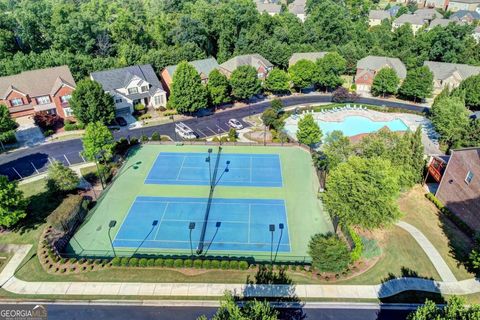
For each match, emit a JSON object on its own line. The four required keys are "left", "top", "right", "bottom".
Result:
{"left": 90, "top": 64, "right": 167, "bottom": 115}
{"left": 354, "top": 56, "right": 407, "bottom": 95}
{"left": 288, "top": 0, "right": 306, "bottom": 22}
{"left": 288, "top": 52, "right": 327, "bottom": 67}
{"left": 448, "top": 0, "right": 480, "bottom": 12}
{"left": 255, "top": 0, "right": 282, "bottom": 16}
{"left": 0, "top": 66, "right": 76, "bottom": 124}
{"left": 414, "top": 8, "right": 443, "bottom": 21}
{"left": 434, "top": 147, "right": 480, "bottom": 232}
{"left": 424, "top": 0, "right": 449, "bottom": 9}
{"left": 428, "top": 18, "right": 461, "bottom": 29}
{"left": 423, "top": 61, "right": 480, "bottom": 95}
{"left": 219, "top": 54, "right": 273, "bottom": 80}
{"left": 393, "top": 14, "right": 428, "bottom": 34}
{"left": 450, "top": 10, "right": 480, "bottom": 22}
{"left": 160, "top": 58, "right": 219, "bottom": 94}
{"left": 368, "top": 10, "right": 391, "bottom": 27}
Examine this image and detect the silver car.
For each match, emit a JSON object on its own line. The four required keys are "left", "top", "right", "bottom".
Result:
{"left": 228, "top": 118, "right": 243, "bottom": 129}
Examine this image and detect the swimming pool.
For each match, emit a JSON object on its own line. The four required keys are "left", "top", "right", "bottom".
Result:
{"left": 285, "top": 115, "right": 409, "bottom": 138}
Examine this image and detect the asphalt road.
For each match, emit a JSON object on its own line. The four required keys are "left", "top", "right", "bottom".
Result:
{"left": 42, "top": 303, "right": 416, "bottom": 320}
{"left": 0, "top": 94, "right": 428, "bottom": 180}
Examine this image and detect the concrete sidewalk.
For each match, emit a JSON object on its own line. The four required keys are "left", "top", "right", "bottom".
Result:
{"left": 1, "top": 244, "right": 480, "bottom": 299}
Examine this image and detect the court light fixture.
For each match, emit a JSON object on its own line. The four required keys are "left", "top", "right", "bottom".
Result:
{"left": 189, "top": 222, "right": 196, "bottom": 230}
{"left": 269, "top": 224, "right": 275, "bottom": 232}
{"left": 152, "top": 220, "right": 159, "bottom": 226}
{"left": 109, "top": 220, "right": 117, "bottom": 228}
{"left": 279, "top": 223, "right": 284, "bottom": 230}
{"left": 108, "top": 220, "right": 117, "bottom": 257}
{"left": 215, "top": 222, "right": 221, "bottom": 228}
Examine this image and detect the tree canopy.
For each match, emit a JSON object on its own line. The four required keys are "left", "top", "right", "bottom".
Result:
{"left": 399, "top": 66, "right": 434, "bottom": 102}
{"left": 69, "top": 79, "right": 115, "bottom": 125}
{"left": 288, "top": 59, "right": 317, "bottom": 91}
{"left": 82, "top": 122, "right": 115, "bottom": 161}
{"left": 264, "top": 68, "right": 290, "bottom": 93}
{"left": 371, "top": 67, "right": 400, "bottom": 97}
{"left": 207, "top": 69, "right": 231, "bottom": 106}
{"left": 229, "top": 65, "right": 261, "bottom": 100}
{"left": 308, "top": 233, "right": 351, "bottom": 273}
{"left": 0, "top": 104, "right": 17, "bottom": 145}
{"left": 407, "top": 297, "right": 480, "bottom": 320}
{"left": 47, "top": 162, "right": 80, "bottom": 192}
{"left": 315, "top": 52, "right": 347, "bottom": 91}
{"left": 296, "top": 114, "right": 322, "bottom": 147}
{"left": 169, "top": 61, "right": 208, "bottom": 113}
{"left": 0, "top": 175, "right": 26, "bottom": 228}
{"left": 455, "top": 74, "right": 480, "bottom": 110}
{"left": 430, "top": 96, "right": 470, "bottom": 149}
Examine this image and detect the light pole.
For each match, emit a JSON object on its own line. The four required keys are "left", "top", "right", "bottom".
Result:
{"left": 108, "top": 220, "right": 117, "bottom": 257}
{"left": 189, "top": 222, "right": 196, "bottom": 257}
{"left": 263, "top": 124, "right": 267, "bottom": 146}
{"left": 269, "top": 224, "right": 275, "bottom": 265}
{"left": 94, "top": 153, "right": 105, "bottom": 189}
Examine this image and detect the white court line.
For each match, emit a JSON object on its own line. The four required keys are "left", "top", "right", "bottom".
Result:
{"left": 248, "top": 204, "right": 252, "bottom": 243}
{"left": 114, "top": 238, "right": 292, "bottom": 246}
{"left": 153, "top": 203, "right": 170, "bottom": 240}
{"left": 136, "top": 200, "right": 285, "bottom": 206}
{"left": 175, "top": 156, "right": 187, "bottom": 181}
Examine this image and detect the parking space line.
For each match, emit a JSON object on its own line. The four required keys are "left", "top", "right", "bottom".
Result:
{"left": 196, "top": 129, "right": 207, "bottom": 137}
{"left": 206, "top": 127, "right": 217, "bottom": 135}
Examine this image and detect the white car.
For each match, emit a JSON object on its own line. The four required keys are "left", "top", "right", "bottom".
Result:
{"left": 228, "top": 119, "right": 243, "bottom": 130}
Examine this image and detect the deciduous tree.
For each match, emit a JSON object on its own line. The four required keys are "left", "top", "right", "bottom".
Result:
{"left": 455, "top": 74, "right": 480, "bottom": 110}
{"left": 169, "top": 61, "right": 209, "bottom": 113}
{"left": 371, "top": 67, "right": 400, "bottom": 97}
{"left": 0, "top": 104, "right": 17, "bottom": 146}
{"left": 0, "top": 175, "right": 26, "bottom": 228}
{"left": 69, "top": 79, "right": 115, "bottom": 125}
{"left": 288, "top": 59, "right": 317, "bottom": 91}
{"left": 230, "top": 65, "right": 261, "bottom": 100}
{"left": 399, "top": 66, "right": 434, "bottom": 102}
{"left": 82, "top": 122, "right": 115, "bottom": 161}
{"left": 315, "top": 52, "right": 346, "bottom": 91}
{"left": 47, "top": 162, "right": 80, "bottom": 192}
{"left": 322, "top": 130, "right": 352, "bottom": 169}
{"left": 264, "top": 68, "right": 290, "bottom": 93}
{"left": 296, "top": 114, "right": 322, "bottom": 147}
{"left": 207, "top": 69, "right": 231, "bottom": 106}
{"left": 430, "top": 96, "right": 470, "bottom": 149}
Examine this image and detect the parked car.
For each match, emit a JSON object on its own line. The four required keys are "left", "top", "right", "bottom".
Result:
{"left": 228, "top": 118, "right": 243, "bottom": 129}
{"left": 175, "top": 122, "right": 198, "bottom": 139}
{"left": 115, "top": 116, "right": 127, "bottom": 127}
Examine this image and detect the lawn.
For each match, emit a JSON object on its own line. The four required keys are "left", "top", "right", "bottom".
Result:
{"left": 400, "top": 185, "right": 474, "bottom": 280}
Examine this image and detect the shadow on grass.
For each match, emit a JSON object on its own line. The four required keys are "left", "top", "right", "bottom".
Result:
{"left": 242, "top": 265, "right": 306, "bottom": 320}
{"left": 381, "top": 267, "right": 435, "bottom": 283}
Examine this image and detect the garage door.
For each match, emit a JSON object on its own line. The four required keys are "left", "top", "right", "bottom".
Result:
{"left": 116, "top": 107, "right": 132, "bottom": 115}
{"left": 15, "top": 115, "right": 36, "bottom": 127}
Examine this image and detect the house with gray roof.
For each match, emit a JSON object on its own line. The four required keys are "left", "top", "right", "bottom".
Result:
{"left": 423, "top": 61, "right": 480, "bottom": 94}
{"left": 90, "top": 64, "right": 166, "bottom": 114}
{"left": 256, "top": 1, "right": 282, "bottom": 16}
{"left": 219, "top": 54, "right": 273, "bottom": 80}
{"left": 428, "top": 18, "right": 462, "bottom": 29}
{"left": 0, "top": 65, "right": 76, "bottom": 124}
{"left": 414, "top": 8, "right": 443, "bottom": 21}
{"left": 393, "top": 14, "right": 428, "bottom": 34}
{"left": 425, "top": 0, "right": 449, "bottom": 9}
{"left": 450, "top": 10, "right": 480, "bottom": 23}
{"left": 288, "top": 0, "right": 306, "bottom": 22}
{"left": 288, "top": 52, "right": 328, "bottom": 67}
{"left": 448, "top": 0, "right": 480, "bottom": 12}
{"left": 355, "top": 56, "right": 407, "bottom": 95}
{"left": 369, "top": 10, "right": 391, "bottom": 26}
{"left": 160, "top": 58, "right": 219, "bottom": 94}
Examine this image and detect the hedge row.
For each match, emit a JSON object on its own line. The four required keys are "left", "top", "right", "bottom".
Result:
{"left": 425, "top": 193, "right": 475, "bottom": 237}
{"left": 348, "top": 226, "right": 363, "bottom": 262}
{"left": 110, "top": 257, "right": 250, "bottom": 270}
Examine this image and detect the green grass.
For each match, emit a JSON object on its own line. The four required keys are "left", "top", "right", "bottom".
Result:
{"left": 400, "top": 186, "right": 474, "bottom": 280}
{"left": 18, "top": 178, "right": 47, "bottom": 198}
{"left": 68, "top": 145, "right": 333, "bottom": 260}
{"left": 0, "top": 253, "right": 11, "bottom": 273}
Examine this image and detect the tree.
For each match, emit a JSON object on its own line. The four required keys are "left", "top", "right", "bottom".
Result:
{"left": 308, "top": 233, "right": 351, "bottom": 273}
{"left": 82, "top": 122, "right": 115, "bottom": 161}
{"left": 0, "top": 175, "right": 26, "bottom": 228}
{"left": 197, "top": 291, "right": 278, "bottom": 320}
{"left": 229, "top": 65, "right": 261, "bottom": 100}
{"left": 296, "top": 114, "right": 322, "bottom": 147}
{"left": 455, "top": 74, "right": 480, "bottom": 110}
{"left": 430, "top": 96, "right": 470, "bottom": 148}
{"left": 463, "top": 118, "right": 480, "bottom": 147}
{"left": 270, "top": 98, "right": 284, "bottom": 114}
{"left": 332, "top": 87, "right": 359, "bottom": 103}
{"left": 371, "top": 67, "right": 400, "bottom": 97}
{"left": 399, "top": 66, "right": 434, "bottom": 102}
{"left": 315, "top": 52, "right": 347, "bottom": 91}
{"left": 288, "top": 59, "right": 317, "bottom": 91}
{"left": 169, "top": 61, "right": 209, "bottom": 113}
{"left": 0, "top": 104, "right": 17, "bottom": 146}
{"left": 323, "top": 156, "right": 401, "bottom": 229}
{"left": 47, "top": 161, "right": 80, "bottom": 192}
{"left": 33, "top": 112, "right": 61, "bottom": 131}
{"left": 322, "top": 130, "right": 352, "bottom": 169}
{"left": 69, "top": 79, "right": 115, "bottom": 125}
{"left": 207, "top": 69, "right": 230, "bottom": 107}
{"left": 407, "top": 296, "right": 480, "bottom": 320}
{"left": 261, "top": 108, "right": 283, "bottom": 130}
{"left": 264, "top": 68, "right": 290, "bottom": 93}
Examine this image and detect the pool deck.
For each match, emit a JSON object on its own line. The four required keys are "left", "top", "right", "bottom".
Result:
{"left": 285, "top": 108, "right": 442, "bottom": 155}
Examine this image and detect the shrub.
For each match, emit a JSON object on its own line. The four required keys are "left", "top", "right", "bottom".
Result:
{"left": 120, "top": 257, "right": 129, "bottom": 267}
{"left": 79, "top": 258, "right": 87, "bottom": 264}
{"left": 174, "top": 259, "right": 184, "bottom": 268}
{"left": 141, "top": 134, "right": 149, "bottom": 142}
{"left": 155, "top": 258, "right": 164, "bottom": 267}
{"left": 183, "top": 259, "right": 193, "bottom": 268}
{"left": 134, "top": 104, "right": 146, "bottom": 112}
{"left": 229, "top": 260, "right": 239, "bottom": 270}
{"left": 147, "top": 259, "right": 155, "bottom": 267}
{"left": 111, "top": 257, "right": 121, "bottom": 266}
{"left": 139, "top": 258, "right": 148, "bottom": 267}
{"left": 47, "top": 194, "right": 84, "bottom": 232}
{"left": 202, "top": 260, "right": 211, "bottom": 269}
{"left": 239, "top": 261, "right": 249, "bottom": 270}
{"left": 193, "top": 260, "right": 203, "bottom": 269}
{"left": 129, "top": 258, "right": 139, "bottom": 267}
{"left": 139, "top": 114, "right": 152, "bottom": 120}
{"left": 220, "top": 260, "right": 230, "bottom": 270}
{"left": 151, "top": 132, "right": 161, "bottom": 141}
{"left": 211, "top": 260, "right": 220, "bottom": 269}
{"left": 361, "top": 237, "right": 382, "bottom": 260}
{"left": 44, "top": 129, "right": 54, "bottom": 137}
{"left": 76, "top": 122, "right": 85, "bottom": 130}
{"left": 164, "top": 110, "right": 178, "bottom": 116}
{"left": 94, "top": 259, "right": 102, "bottom": 265}
{"left": 68, "top": 258, "right": 77, "bottom": 264}
{"left": 348, "top": 226, "right": 363, "bottom": 262}
{"left": 164, "top": 259, "right": 174, "bottom": 267}
{"left": 64, "top": 123, "right": 78, "bottom": 131}
{"left": 308, "top": 233, "right": 351, "bottom": 273}
{"left": 60, "top": 258, "right": 67, "bottom": 264}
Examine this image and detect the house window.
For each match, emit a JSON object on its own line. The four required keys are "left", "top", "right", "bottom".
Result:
{"left": 465, "top": 171, "right": 474, "bottom": 184}
{"left": 115, "top": 98, "right": 123, "bottom": 103}
{"left": 154, "top": 95, "right": 164, "bottom": 105}
{"left": 36, "top": 95, "right": 51, "bottom": 105}
{"left": 64, "top": 108, "right": 74, "bottom": 117}
{"left": 128, "top": 87, "right": 139, "bottom": 95}
{"left": 10, "top": 98, "right": 23, "bottom": 106}
{"left": 60, "top": 95, "right": 71, "bottom": 103}
{"left": 141, "top": 85, "right": 149, "bottom": 92}
{"left": 257, "top": 73, "right": 264, "bottom": 78}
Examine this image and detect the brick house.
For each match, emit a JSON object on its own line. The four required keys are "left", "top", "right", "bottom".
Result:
{"left": 219, "top": 54, "right": 273, "bottom": 80}
{"left": 435, "top": 148, "right": 480, "bottom": 231}
{"left": 0, "top": 66, "right": 76, "bottom": 124}
{"left": 354, "top": 56, "right": 407, "bottom": 95}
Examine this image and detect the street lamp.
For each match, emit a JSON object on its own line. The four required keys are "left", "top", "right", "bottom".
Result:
{"left": 94, "top": 151, "right": 106, "bottom": 189}
{"left": 269, "top": 224, "right": 275, "bottom": 264}
{"left": 189, "top": 222, "right": 196, "bottom": 257}
{"left": 108, "top": 220, "right": 117, "bottom": 257}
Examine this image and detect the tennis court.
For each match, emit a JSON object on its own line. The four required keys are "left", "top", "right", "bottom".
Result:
{"left": 145, "top": 152, "right": 283, "bottom": 187}
{"left": 113, "top": 196, "right": 290, "bottom": 252}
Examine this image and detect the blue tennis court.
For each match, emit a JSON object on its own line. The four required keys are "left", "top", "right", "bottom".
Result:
{"left": 145, "top": 152, "right": 283, "bottom": 187}
{"left": 113, "top": 196, "right": 290, "bottom": 253}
